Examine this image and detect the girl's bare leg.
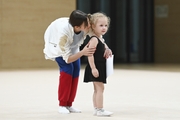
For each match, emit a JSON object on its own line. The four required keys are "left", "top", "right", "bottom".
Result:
{"left": 93, "top": 82, "right": 104, "bottom": 108}
{"left": 93, "top": 84, "right": 97, "bottom": 108}
{"left": 93, "top": 82, "right": 113, "bottom": 116}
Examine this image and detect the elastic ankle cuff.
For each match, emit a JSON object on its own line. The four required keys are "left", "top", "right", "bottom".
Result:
{"left": 59, "top": 101, "right": 67, "bottom": 106}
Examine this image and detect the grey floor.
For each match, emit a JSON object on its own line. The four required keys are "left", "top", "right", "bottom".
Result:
{"left": 0, "top": 64, "right": 180, "bottom": 120}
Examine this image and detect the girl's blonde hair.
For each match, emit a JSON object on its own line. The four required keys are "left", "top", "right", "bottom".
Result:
{"left": 90, "top": 12, "right": 110, "bottom": 28}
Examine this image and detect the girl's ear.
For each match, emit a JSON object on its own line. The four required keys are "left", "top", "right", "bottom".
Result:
{"left": 92, "top": 24, "right": 95, "bottom": 29}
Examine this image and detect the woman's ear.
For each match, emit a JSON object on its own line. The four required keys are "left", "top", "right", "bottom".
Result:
{"left": 74, "top": 26, "right": 79, "bottom": 29}
{"left": 74, "top": 26, "right": 80, "bottom": 32}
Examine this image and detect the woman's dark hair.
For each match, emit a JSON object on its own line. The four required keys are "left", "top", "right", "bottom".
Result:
{"left": 69, "top": 10, "right": 89, "bottom": 27}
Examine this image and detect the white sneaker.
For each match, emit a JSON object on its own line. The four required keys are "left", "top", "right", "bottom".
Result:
{"left": 96, "top": 109, "right": 113, "bottom": 116}
{"left": 66, "top": 106, "right": 81, "bottom": 113}
{"left": 58, "top": 106, "right": 70, "bottom": 114}
{"left": 93, "top": 108, "right": 97, "bottom": 116}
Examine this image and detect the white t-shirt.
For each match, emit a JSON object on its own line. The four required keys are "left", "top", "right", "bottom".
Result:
{"left": 43, "top": 17, "right": 86, "bottom": 63}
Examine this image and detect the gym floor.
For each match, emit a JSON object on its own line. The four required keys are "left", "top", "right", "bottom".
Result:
{"left": 0, "top": 64, "right": 180, "bottom": 120}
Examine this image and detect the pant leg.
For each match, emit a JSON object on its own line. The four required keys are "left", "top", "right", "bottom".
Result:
{"left": 55, "top": 57, "right": 74, "bottom": 106}
{"left": 67, "top": 58, "right": 80, "bottom": 106}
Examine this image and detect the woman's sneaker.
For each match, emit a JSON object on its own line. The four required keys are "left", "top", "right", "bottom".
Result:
{"left": 66, "top": 106, "right": 81, "bottom": 113}
{"left": 58, "top": 106, "right": 70, "bottom": 114}
{"left": 96, "top": 108, "right": 113, "bottom": 116}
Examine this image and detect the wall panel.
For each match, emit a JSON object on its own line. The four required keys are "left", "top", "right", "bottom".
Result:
{"left": 0, "top": 0, "right": 76, "bottom": 69}
{"left": 154, "top": 0, "right": 180, "bottom": 63}
{"left": 0, "top": 0, "right": 2, "bottom": 68}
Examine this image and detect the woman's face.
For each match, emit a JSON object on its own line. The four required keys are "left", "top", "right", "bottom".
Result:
{"left": 74, "top": 18, "right": 91, "bottom": 33}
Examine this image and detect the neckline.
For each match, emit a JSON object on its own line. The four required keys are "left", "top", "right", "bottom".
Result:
{"left": 91, "top": 36, "right": 105, "bottom": 43}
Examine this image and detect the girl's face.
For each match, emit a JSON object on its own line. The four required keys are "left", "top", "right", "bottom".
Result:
{"left": 92, "top": 17, "right": 108, "bottom": 37}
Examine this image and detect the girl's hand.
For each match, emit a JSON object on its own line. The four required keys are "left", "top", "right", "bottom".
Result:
{"left": 92, "top": 68, "right": 99, "bottom": 78}
{"left": 104, "top": 48, "right": 112, "bottom": 59}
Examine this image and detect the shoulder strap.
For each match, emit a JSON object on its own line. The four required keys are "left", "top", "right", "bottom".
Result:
{"left": 90, "top": 36, "right": 99, "bottom": 40}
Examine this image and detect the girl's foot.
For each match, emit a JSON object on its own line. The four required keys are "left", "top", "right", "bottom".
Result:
{"left": 96, "top": 108, "right": 113, "bottom": 116}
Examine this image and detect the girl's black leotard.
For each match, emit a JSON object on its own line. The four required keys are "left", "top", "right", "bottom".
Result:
{"left": 84, "top": 36, "right": 107, "bottom": 84}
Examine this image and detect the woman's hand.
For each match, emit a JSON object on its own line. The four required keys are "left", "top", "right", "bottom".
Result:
{"left": 82, "top": 43, "right": 96, "bottom": 56}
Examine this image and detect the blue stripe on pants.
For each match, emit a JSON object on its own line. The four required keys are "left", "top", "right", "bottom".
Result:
{"left": 55, "top": 57, "right": 80, "bottom": 78}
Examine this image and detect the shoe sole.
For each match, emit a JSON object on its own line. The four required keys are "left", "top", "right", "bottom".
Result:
{"left": 58, "top": 110, "right": 70, "bottom": 114}
{"left": 97, "top": 115, "right": 111, "bottom": 117}
{"left": 69, "top": 111, "right": 81, "bottom": 113}
{"left": 97, "top": 113, "right": 113, "bottom": 116}
{"left": 58, "top": 112, "right": 70, "bottom": 114}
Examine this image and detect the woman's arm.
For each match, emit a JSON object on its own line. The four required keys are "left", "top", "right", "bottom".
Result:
{"left": 67, "top": 43, "right": 96, "bottom": 63}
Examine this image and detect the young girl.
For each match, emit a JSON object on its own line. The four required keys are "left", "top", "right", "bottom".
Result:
{"left": 84, "top": 12, "right": 113, "bottom": 116}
